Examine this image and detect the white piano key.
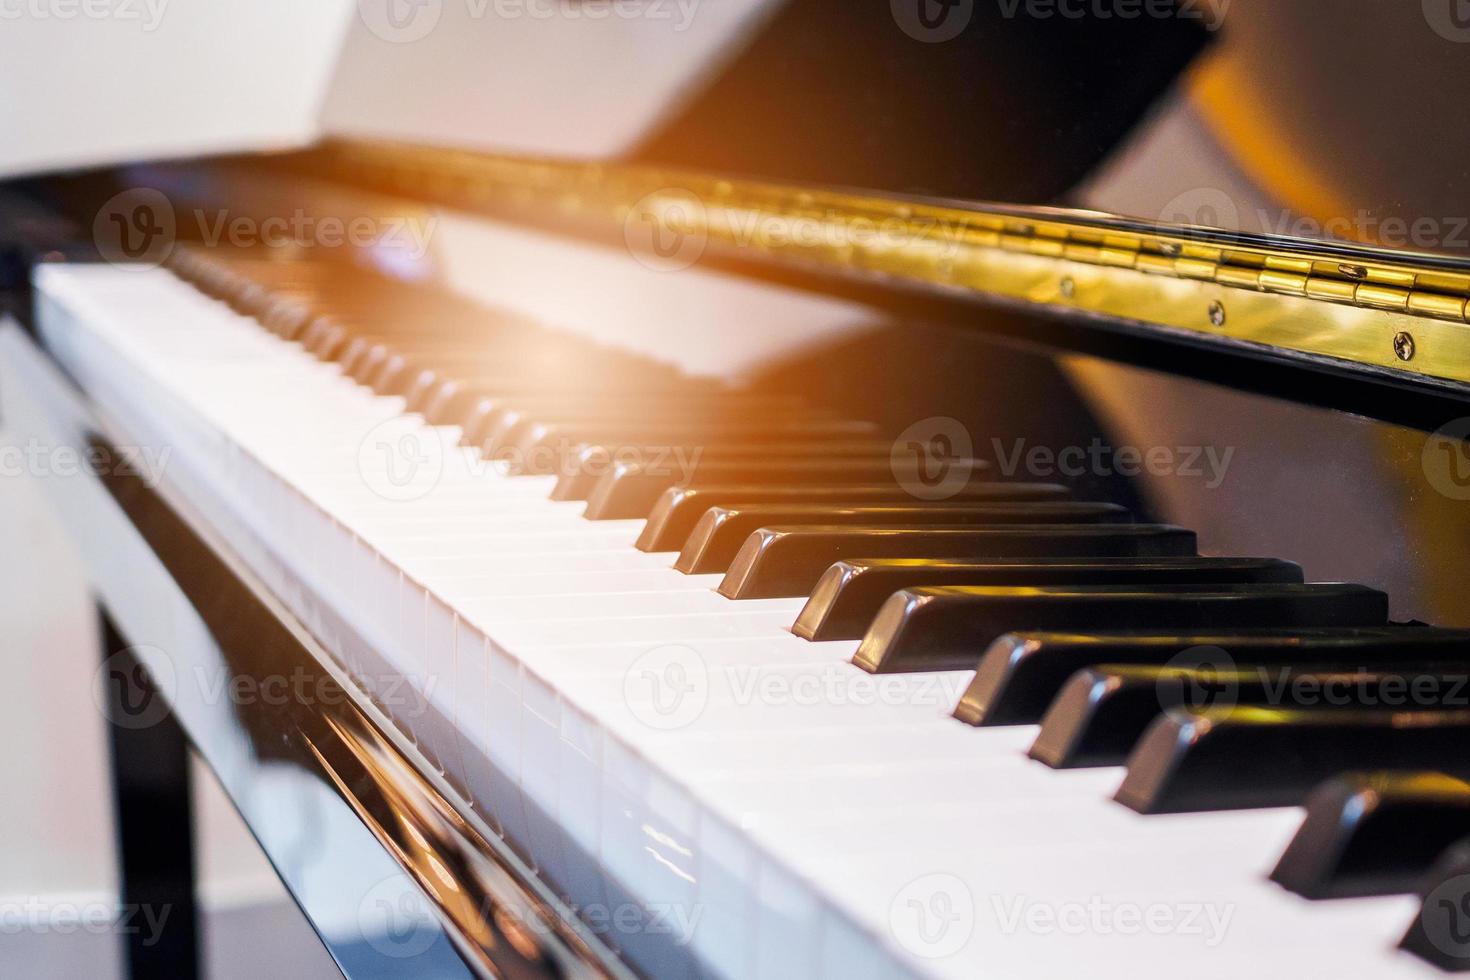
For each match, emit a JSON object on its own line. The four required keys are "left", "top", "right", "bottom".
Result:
{"left": 39, "top": 263, "right": 1449, "bottom": 980}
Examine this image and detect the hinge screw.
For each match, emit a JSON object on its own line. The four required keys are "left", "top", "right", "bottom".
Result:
{"left": 1060, "top": 277, "right": 1076, "bottom": 299}
{"left": 1394, "top": 331, "right": 1416, "bottom": 362}
{"left": 1160, "top": 242, "right": 1183, "bottom": 258}
{"left": 1339, "top": 263, "right": 1368, "bottom": 279}
{"left": 1208, "top": 301, "right": 1227, "bottom": 327}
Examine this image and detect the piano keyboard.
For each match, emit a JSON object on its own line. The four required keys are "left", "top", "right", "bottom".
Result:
{"left": 30, "top": 252, "right": 1470, "bottom": 979}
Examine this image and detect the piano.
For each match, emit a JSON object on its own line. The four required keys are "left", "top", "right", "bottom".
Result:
{"left": 5, "top": 2, "right": 1470, "bottom": 978}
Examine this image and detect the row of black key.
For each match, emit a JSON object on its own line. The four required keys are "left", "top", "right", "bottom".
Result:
{"left": 170, "top": 248, "right": 1470, "bottom": 972}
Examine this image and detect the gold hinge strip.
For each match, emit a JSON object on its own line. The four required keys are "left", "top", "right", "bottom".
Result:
{"left": 310, "top": 140, "right": 1470, "bottom": 382}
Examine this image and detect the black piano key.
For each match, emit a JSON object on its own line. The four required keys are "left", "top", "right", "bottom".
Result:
{"left": 485, "top": 402, "right": 847, "bottom": 459}
{"left": 1400, "top": 839, "right": 1470, "bottom": 971}
{"left": 717, "top": 524, "right": 1198, "bottom": 600}
{"left": 1115, "top": 706, "right": 1470, "bottom": 814}
{"left": 953, "top": 627, "right": 1470, "bottom": 727}
{"left": 674, "top": 502, "right": 1128, "bottom": 574}
{"left": 501, "top": 422, "right": 878, "bottom": 475}
{"left": 412, "top": 365, "right": 693, "bottom": 418}
{"left": 499, "top": 420, "right": 881, "bottom": 471}
{"left": 792, "top": 556, "right": 1304, "bottom": 639}
{"left": 583, "top": 456, "right": 984, "bottom": 520}
{"left": 634, "top": 483, "right": 1071, "bottom": 550}
{"left": 1271, "top": 772, "right": 1470, "bottom": 899}
{"left": 420, "top": 379, "right": 534, "bottom": 426}
{"left": 341, "top": 339, "right": 482, "bottom": 382}
{"left": 1031, "top": 664, "right": 1470, "bottom": 769}
{"left": 553, "top": 444, "right": 927, "bottom": 502}
{"left": 856, "top": 584, "right": 1387, "bottom": 674}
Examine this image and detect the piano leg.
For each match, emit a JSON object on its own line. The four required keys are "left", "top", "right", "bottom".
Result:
{"left": 97, "top": 607, "right": 201, "bottom": 980}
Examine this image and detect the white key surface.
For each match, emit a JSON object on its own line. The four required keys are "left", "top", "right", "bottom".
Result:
{"left": 32, "top": 264, "right": 1441, "bottom": 980}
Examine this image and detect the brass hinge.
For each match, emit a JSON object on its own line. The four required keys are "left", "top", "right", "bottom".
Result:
{"left": 304, "top": 139, "right": 1470, "bottom": 383}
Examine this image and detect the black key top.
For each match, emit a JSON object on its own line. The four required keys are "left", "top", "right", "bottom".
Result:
{"left": 718, "top": 524, "right": 1198, "bottom": 600}
{"left": 414, "top": 370, "right": 693, "bottom": 419}
{"left": 1031, "top": 664, "right": 1470, "bottom": 769}
{"left": 1115, "top": 706, "right": 1470, "bottom": 813}
{"left": 953, "top": 627, "right": 1470, "bottom": 727}
{"left": 856, "top": 584, "right": 1386, "bottom": 674}
{"left": 487, "top": 408, "right": 852, "bottom": 459}
{"left": 502, "top": 424, "right": 879, "bottom": 475}
{"left": 438, "top": 381, "right": 699, "bottom": 438}
{"left": 501, "top": 422, "right": 883, "bottom": 472}
{"left": 1272, "top": 772, "right": 1470, "bottom": 899}
{"left": 674, "top": 502, "right": 1128, "bottom": 574}
{"left": 793, "top": 557, "right": 1304, "bottom": 639}
{"left": 635, "top": 484, "right": 1071, "bottom": 550}
{"left": 1400, "top": 839, "right": 1470, "bottom": 971}
{"left": 554, "top": 445, "right": 925, "bottom": 502}
{"left": 584, "top": 457, "right": 989, "bottom": 520}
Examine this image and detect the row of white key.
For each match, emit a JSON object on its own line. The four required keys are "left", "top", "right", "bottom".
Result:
{"left": 37, "top": 264, "right": 1442, "bottom": 979}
